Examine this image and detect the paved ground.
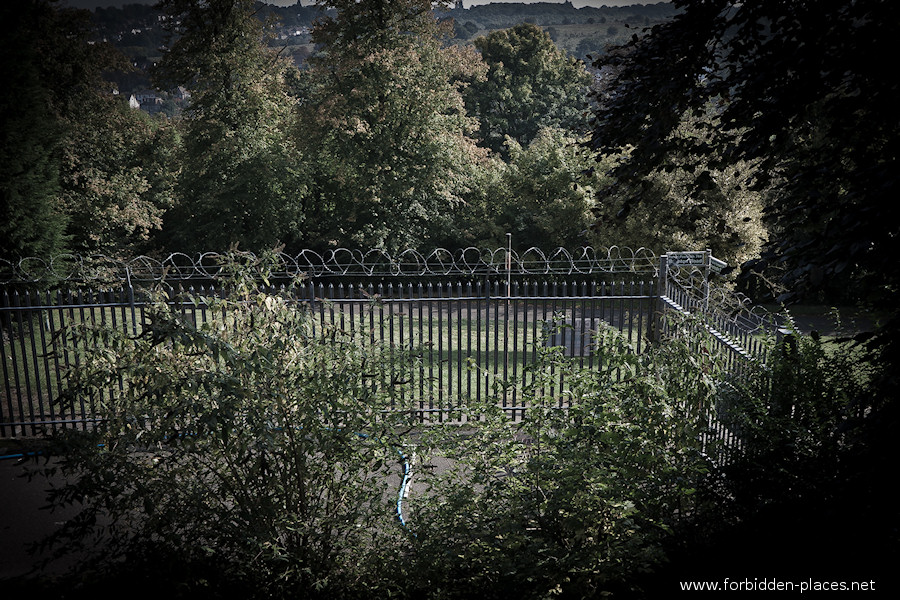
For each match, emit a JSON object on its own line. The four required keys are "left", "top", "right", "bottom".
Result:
{"left": 0, "top": 452, "right": 80, "bottom": 582}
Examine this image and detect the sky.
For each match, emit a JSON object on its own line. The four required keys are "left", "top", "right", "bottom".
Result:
{"left": 64, "top": 1, "right": 668, "bottom": 10}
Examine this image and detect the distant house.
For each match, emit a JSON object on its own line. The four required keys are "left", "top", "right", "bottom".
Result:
{"left": 128, "top": 89, "right": 165, "bottom": 114}
{"left": 134, "top": 90, "right": 162, "bottom": 106}
{"left": 172, "top": 86, "right": 191, "bottom": 102}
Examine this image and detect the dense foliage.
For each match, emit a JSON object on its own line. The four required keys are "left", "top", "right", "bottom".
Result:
{"left": 39, "top": 254, "right": 420, "bottom": 598}
{"left": 405, "top": 320, "right": 720, "bottom": 599}
{"left": 28, "top": 264, "right": 892, "bottom": 596}
{"left": 4, "top": 1, "right": 897, "bottom": 595}
{"left": 588, "top": 0, "right": 899, "bottom": 307}
{"left": 153, "top": 0, "right": 307, "bottom": 252}
{"left": 651, "top": 329, "right": 897, "bottom": 589}
{"left": 465, "top": 22, "right": 591, "bottom": 157}
{"left": 293, "top": 0, "right": 486, "bottom": 251}
{"left": 1, "top": 0, "right": 693, "bottom": 260}
{"left": 1, "top": 0, "right": 123, "bottom": 260}
{"left": 31, "top": 257, "right": 723, "bottom": 597}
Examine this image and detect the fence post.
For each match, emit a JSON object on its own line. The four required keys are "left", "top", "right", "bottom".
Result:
{"left": 703, "top": 249, "right": 711, "bottom": 314}
{"left": 652, "top": 253, "right": 668, "bottom": 343}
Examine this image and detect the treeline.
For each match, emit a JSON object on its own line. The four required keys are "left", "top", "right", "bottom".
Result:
{"left": 89, "top": 1, "right": 677, "bottom": 94}
{"left": 5, "top": 0, "right": 758, "bottom": 267}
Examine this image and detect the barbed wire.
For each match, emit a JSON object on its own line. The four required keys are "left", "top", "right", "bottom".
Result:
{"left": 0, "top": 246, "right": 659, "bottom": 284}
{"left": 667, "top": 264, "right": 783, "bottom": 334}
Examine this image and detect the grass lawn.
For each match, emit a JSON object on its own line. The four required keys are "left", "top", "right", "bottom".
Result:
{"left": 2, "top": 294, "right": 655, "bottom": 433}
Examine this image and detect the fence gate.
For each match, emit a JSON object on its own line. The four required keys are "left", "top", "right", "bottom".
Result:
{"left": 657, "top": 250, "right": 784, "bottom": 367}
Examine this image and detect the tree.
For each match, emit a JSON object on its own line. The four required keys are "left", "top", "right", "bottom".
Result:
{"left": 154, "top": 0, "right": 307, "bottom": 253}
{"left": 434, "top": 128, "right": 602, "bottom": 251}
{"left": 466, "top": 22, "right": 591, "bottom": 157}
{"left": 1, "top": 0, "right": 123, "bottom": 260}
{"left": 591, "top": 116, "right": 768, "bottom": 267}
{"left": 60, "top": 96, "right": 178, "bottom": 256}
{"left": 587, "top": 0, "right": 899, "bottom": 310}
{"left": 586, "top": 0, "right": 900, "bottom": 580}
{"left": 40, "top": 253, "right": 418, "bottom": 597}
{"left": 293, "top": 0, "right": 486, "bottom": 252}
{"left": 0, "top": 33, "right": 66, "bottom": 260}
{"left": 407, "top": 320, "right": 720, "bottom": 598}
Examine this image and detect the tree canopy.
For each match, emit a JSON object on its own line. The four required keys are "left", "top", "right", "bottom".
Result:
{"left": 587, "top": 0, "right": 899, "bottom": 309}
{"left": 467, "top": 22, "right": 591, "bottom": 157}
{"left": 153, "top": 0, "right": 307, "bottom": 253}
{"left": 0, "top": 0, "right": 121, "bottom": 261}
{"left": 294, "top": 0, "right": 486, "bottom": 251}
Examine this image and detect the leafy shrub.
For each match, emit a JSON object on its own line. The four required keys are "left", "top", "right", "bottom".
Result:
{"left": 38, "top": 259, "right": 885, "bottom": 596}
{"left": 713, "top": 326, "right": 874, "bottom": 508}
{"left": 402, "top": 320, "right": 722, "bottom": 599}
{"left": 38, "top": 253, "right": 418, "bottom": 598}
{"left": 659, "top": 323, "right": 893, "bottom": 585}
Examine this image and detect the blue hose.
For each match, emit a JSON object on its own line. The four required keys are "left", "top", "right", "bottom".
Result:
{"left": 396, "top": 445, "right": 413, "bottom": 527}
{"left": 0, "top": 450, "right": 40, "bottom": 461}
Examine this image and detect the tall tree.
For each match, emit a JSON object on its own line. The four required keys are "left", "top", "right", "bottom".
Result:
{"left": 466, "top": 22, "right": 591, "bottom": 157}
{"left": 294, "top": 0, "right": 486, "bottom": 251}
{"left": 436, "top": 127, "right": 606, "bottom": 251}
{"left": 586, "top": 0, "right": 900, "bottom": 579}
{"left": 60, "top": 96, "right": 178, "bottom": 257}
{"left": 587, "top": 0, "right": 899, "bottom": 309}
{"left": 0, "top": 0, "right": 120, "bottom": 261}
{"left": 0, "top": 24, "right": 65, "bottom": 260}
{"left": 591, "top": 115, "right": 768, "bottom": 268}
{"left": 154, "top": 0, "right": 307, "bottom": 253}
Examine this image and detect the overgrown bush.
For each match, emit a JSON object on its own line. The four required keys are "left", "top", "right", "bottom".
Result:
{"left": 35, "top": 261, "right": 889, "bottom": 596}
{"left": 713, "top": 326, "right": 875, "bottom": 511}
{"left": 37, "top": 254, "right": 419, "bottom": 598}
{"left": 656, "top": 322, "right": 896, "bottom": 587}
{"left": 402, "top": 319, "right": 724, "bottom": 599}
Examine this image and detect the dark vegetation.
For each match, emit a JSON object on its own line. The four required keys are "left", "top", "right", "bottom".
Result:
{"left": 5, "top": 255, "right": 893, "bottom": 598}
{"left": 2, "top": 0, "right": 898, "bottom": 596}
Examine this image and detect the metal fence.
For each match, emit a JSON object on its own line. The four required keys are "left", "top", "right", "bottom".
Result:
{"left": 1, "top": 247, "right": 782, "bottom": 471}
{"left": 659, "top": 253, "right": 784, "bottom": 369}
{"left": 1, "top": 248, "right": 661, "bottom": 437}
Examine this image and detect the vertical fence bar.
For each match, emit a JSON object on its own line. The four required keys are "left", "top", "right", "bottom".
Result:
{"left": 12, "top": 291, "right": 36, "bottom": 435}
{"left": 427, "top": 282, "right": 435, "bottom": 420}
{"left": 23, "top": 290, "right": 48, "bottom": 432}
{"left": 475, "top": 280, "right": 482, "bottom": 407}
{"left": 458, "top": 282, "right": 465, "bottom": 416}
{"left": 443, "top": 282, "right": 452, "bottom": 419}
{"left": 510, "top": 280, "right": 519, "bottom": 419}
{"left": 654, "top": 255, "right": 668, "bottom": 343}
{"left": 35, "top": 291, "right": 56, "bottom": 429}
{"left": 406, "top": 283, "right": 416, "bottom": 415}
{"left": 520, "top": 281, "right": 531, "bottom": 414}
{"left": 58, "top": 290, "right": 75, "bottom": 428}
{"left": 417, "top": 282, "right": 425, "bottom": 415}
{"left": 46, "top": 290, "right": 66, "bottom": 431}
{"left": 0, "top": 291, "right": 13, "bottom": 437}
{"left": 387, "top": 283, "right": 397, "bottom": 411}
{"left": 493, "top": 279, "right": 500, "bottom": 401}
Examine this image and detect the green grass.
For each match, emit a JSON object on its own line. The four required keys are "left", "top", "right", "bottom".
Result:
{"left": 1, "top": 302, "right": 147, "bottom": 435}
{"left": 3, "top": 297, "right": 654, "bottom": 432}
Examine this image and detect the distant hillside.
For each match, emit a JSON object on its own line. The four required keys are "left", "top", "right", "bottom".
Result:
{"left": 442, "top": 2, "right": 677, "bottom": 61}
{"left": 90, "top": 1, "right": 677, "bottom": 96}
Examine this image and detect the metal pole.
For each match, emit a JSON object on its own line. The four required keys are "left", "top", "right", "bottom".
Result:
{"left": 653, "top": 254, "right": 668, "bottom": 343}
{"left": 505, "top": 234, "right": 511, "bottom": 392}
{"left": 703, "top": 249, "right": 711, "bottom": 314}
